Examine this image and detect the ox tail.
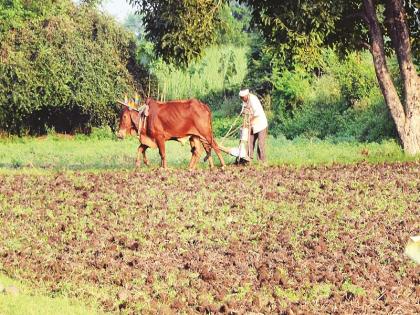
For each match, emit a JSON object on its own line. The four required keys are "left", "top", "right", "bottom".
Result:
{"left": 208, "top": 136, "right": 225, "bottom": 167}
{"left": 203, "top": 109, "right": 216, "bottom": 162}
{"left": 206, "top": 114, "right": 225, "bottom": 167}
{"left": 198, "top": 101, "right": 225, "bottom": 167}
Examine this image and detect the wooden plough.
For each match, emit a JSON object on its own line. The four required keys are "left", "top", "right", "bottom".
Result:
{"left": 218, "top": 106, "right": 252, "bottom": 163}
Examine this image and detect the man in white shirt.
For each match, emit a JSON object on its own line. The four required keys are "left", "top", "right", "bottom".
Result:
{"left": 239, "top": 89, "right": 268, "bottom": 163}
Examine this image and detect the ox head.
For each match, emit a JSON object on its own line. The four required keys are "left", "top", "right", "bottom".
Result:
{"left": 116, "top": 104, "right": 139, "bottom": 139}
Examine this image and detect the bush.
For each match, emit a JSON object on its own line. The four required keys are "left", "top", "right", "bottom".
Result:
{"left": 0, "top": 0, "right": 148, "bottom": 135}
{"left": 269, "top": 50, "right": 397, "bottom": 142}
{"left": 322, "top": 50, "right": 380, "bottom": 105}
{"left": 244, "top": 35, "right": 275, "bottom": 97}
{"left": 337, "top": 96, "right": 397, "bottom": 142}
{"left": 73, "top": 125, "right": 115, "bottom": 141}
{"left": 212, "top": 116, "right": 241, "bottom": 138}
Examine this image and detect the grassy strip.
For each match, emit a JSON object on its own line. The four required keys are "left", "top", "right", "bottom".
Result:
{"left": 0, "top": 135, "right": 418, "bottom": 172}
{"left": 0, "top": 273, "right": 98, "bottom": 315}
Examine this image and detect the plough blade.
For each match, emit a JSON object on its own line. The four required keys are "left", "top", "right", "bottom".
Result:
{"left": 219, "top": 144, "right": 251, "bottom": 161}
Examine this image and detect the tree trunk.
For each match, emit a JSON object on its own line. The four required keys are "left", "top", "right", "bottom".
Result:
{"left": 385, "top": 0, "right": 420, "bottom": 155}
{"left": 363, "top": 0, "right": 420, "bottom": 155}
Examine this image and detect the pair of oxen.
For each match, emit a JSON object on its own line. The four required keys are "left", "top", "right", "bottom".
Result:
{"left": 117, "top": 98, "right": 226, "bottom": 169}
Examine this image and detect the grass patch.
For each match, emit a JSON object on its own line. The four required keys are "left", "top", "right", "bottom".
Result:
{"left": 0, "top": 274, "right": 98, "bottom": 315}
{"left": 0, "top": 135, "right": 417, "bottom": 172}
{"left": 153, "top": 45, "right": 249, "bottom": 100}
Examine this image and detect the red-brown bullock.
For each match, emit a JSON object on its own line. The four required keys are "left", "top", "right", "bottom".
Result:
{"left": 117, "top": 98, "right": 225, "bottom": 169}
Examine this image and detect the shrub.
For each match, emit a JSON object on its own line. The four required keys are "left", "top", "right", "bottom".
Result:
{"left": 0, "top": 0, "right": 148, "bottom": 135}
{"left": 212, "top": 116, "right": 241, "bottom": 138}
{"left": 269, "top": 50, "right": 397, "bottom": 142}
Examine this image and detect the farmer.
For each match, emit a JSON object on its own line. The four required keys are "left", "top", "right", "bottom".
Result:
{"left": 239, "top": 89, "right": 268, "bottom": 163}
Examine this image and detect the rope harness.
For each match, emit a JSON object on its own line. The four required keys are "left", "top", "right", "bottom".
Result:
{"left": 137, "top": 104, "right": 149, "bottom": 133}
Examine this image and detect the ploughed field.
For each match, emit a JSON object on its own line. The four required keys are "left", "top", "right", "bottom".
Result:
{"left": 0, "top": 163, "right": 419, "bottom": 314}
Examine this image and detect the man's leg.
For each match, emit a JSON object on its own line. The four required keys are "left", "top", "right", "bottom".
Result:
{"left": 257, "top": 128, "right": 267, "bottom": 162}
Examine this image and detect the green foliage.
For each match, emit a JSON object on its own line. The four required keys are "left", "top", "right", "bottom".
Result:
{"left": 86, "top": 126, "right": 116, "bottom": 140}
{"left": 269, "top": 50, "right": 397, "bottom": 142}
{"left": 242, "top": 0, "right": 346, "bottom": 69}
{"left": 0, "top": 0, "right": 146, "bottom": 135}
{"left": 0, "top": 134, "right": 416, "bottom": 171}
{"left": 151, "top": 45, "right": 248, "bottom": 107}
{"left": 341, "top": 279, "right": 366, "bottom": 297}
{"left": 215, "top": 2, "right": 252, "bottom": 46}
{"left": 0, "top": 0, "right": 66, "bottom": 34}
{"left": 212, "top": 115, "right": 240, "bottom": 137}
{"left": 322, "top": 50, "right": 379, "bottom": 105}
{"left": 218, "top": 49, "right": 238, "bottom": 98}
{"left": 245, "top": 36, "right": 275, "bottom": 96}
{"left": 242, "top": 0, "right": 418, "bottom": 69}
{"left": 129, "top": 0, "right": 222, "bottom": 66}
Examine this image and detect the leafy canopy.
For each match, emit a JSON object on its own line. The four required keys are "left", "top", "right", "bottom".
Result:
{"left": 0, "top": 0, "right": 142, "bottom": 134}
{"left": 130, "top": 0, "right": 419, "bottom": 67}
{"left": 129, "top": 0, "right": 223, "bottom": 66}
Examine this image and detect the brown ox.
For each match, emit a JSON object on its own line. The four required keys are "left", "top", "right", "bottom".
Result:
{"left": 117, "top": 98, "right": 225, "bottom": 169}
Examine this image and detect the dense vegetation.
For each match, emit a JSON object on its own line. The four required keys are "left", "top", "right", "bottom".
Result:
{"left": 129, "top": 2, "right": 401, "bottom": 142}
{"left": 0, "top": 0, "right": 145, "bottom": 135}
{"left": 130, "top": 0, "right": 420, "bottom": 154}
{"left": 0, "top": 0, "right": 418, "bottom": 147}
{"left": 246, "top": 46, "right": 398, "bottom": 142}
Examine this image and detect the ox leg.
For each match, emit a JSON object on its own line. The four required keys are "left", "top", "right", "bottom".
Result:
{"left": 156, "top": 138, "right": 167, "bottom": 169}
{"left": 205, "top": 137, "right": 225, "bottom": 168}
{"left": 214, "top": 148, "right": 225, "bottom": 169}
{"left": 142, "top": 145, "right": 149, "bottom": 166}
{"left": 188, "top": 137, "right": 197, "bottom": 169}
{"left": 136, "top": 144, "right": 144, "bottom": 167}
{"left": 189, "top": 137, "right": 202, "bottom": 169}
{"left": 212, "top": 140, "right": 226, "bottom": 168}
{"left": 202, "top": 142, "right": 214, "bottom": 169}
{"left": 136, "top": 144, "right": 149, "bottom": 168}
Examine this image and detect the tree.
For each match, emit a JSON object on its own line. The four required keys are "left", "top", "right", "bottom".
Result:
{"left": 128, "top": 0, "right": 223, "bottom": 66}
{"left": 0, "top": 0, "right": 144, "bottom": 134}
{"left": 215, "top": 2, "right": 252, "bottom": 46}
{"left": 124, "top": 13, "right": 146, "bottom": 39}
{"left": 130, "top": 0, "right": 419, "bottom": 154}
{"left": 243, "top": 0, "right": 419, "bottom": 154}
{"left": 364, "top": 0, "right": 419, "bottom": 155}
